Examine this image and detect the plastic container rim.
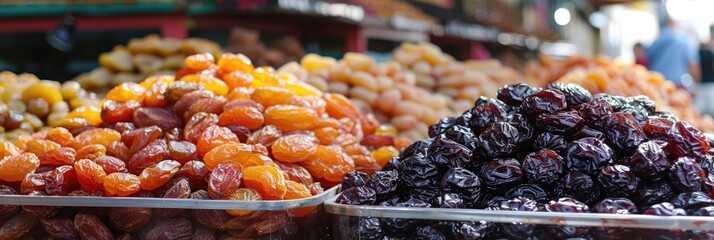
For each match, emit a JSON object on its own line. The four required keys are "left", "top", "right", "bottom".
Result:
{"left": 0, "top": 185, "right": 339, "bottom": 210}
{"left": 325, "top": 194, "right": 714, "bottom": 231}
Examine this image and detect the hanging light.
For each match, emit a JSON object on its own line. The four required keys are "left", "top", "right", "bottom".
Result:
{"left": 47, "top": 15, "right": 76, "bottom": 53}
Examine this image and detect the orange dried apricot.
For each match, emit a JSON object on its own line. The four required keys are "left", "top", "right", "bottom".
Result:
{"left": 95, "top": 156, "right": 126, "bottom": 174}
{"left": 60, "top": 106, "right": 103, "bottom": 127}
{"left": 101, "top": 100, "right": 141, "bottom": 123}
{"left": 106, "top": 82, "right": 147, "bottom": 103}
{"left": 185, "top": 53, "right": 215, "bottom": 70}
{"left": 352, "top": 155, "right": 379, "bottom": 175}
{"left": 75, "top": 128, "right": 121, "bottom": 148}
{"left": 196, "top": 125, "right": 240, "bottom": 157}
{"left": 225, "top": 87, "right": 253, "bottom": 101}
{"left": 250, "top": 87, "right": 296, "bottom": 108}
{"left": 242, "top": 165, "right": 287, "bottom": 200}
{"left": 179, "top": 74, "right": 229, "bottom": 96}
{"left": 22, "top": 83, "right": 63, "bottom": 105}
{"left": 301, "top": 145, "right": 355, "bottom": 184}
{"left": 217, "top": 53, "right": 254, "bottom": 73}
{"left": 225, "top": 188, "right": 262, "bottom": 216}
{"left": 263, "top": 105, "right": 318, "bottom": 132}
{"left": 0, "top": 139, "right": 21, "bottom": 158}
{"left": 76, "top": 144, "right": 106, "bottom": 161}
{"left": 246, "top": 125, "right": 282, "bottom": 147}
{"left": 371, "top": 146, "right": 400, "bottom": 167}
{"left": 284, "top": 180, "right": 314, "bottom": 217}
{"left": 285, "top": 81, "right": 322, "bottom": 96}
{"left": 217, "top": 106, "right": 264, "bottom": 130}
{"left": 45, "top": 127, "right": 77, "bottom": 148}
{"left": 142, "top": 80, "right": 169, "bottom": 107}
{"left": 103, "top": 173, "right": 141, "bottom": 197}
{"left": 37, "top": 147, "right": 76, "bottom": 166}
{"left": 25, "top": 139, "right": 61, "bottom": 155}
{"left": 139, "top": 160, "right": 180, "bottom": 191}
{"left": 274, "top": 162, "right": 313, "bottom": 186}
{"left": 314, "top": 127, "right": 339, "bottom": 145}
{"left": 74, "top": 159, "right": 107, "bottom": 192}
{"left": 323, "top": 93, "right": 360, "bottom": 120}
{"left": 0, "top": 153, "right": 40, "bottom": 182}
{"left": 203, "top": 142, "right": 254, "bottom": 171}
{"left": 271, "top": 134, "right": 318, "bottom": 163}
{"left": 223, "top": 70, "right": 253, "bottom": 89}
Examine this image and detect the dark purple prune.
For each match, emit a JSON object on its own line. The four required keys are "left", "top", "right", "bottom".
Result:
{"left": 693, "top": 206, "right": 714, "bottom": 216}
{"left": 456, "top": 221, "right": 498, "bottom": 240}
{"left": 592, "top": 198, "right": 637, "bottom": 214}
{"left": 474, "top": 96, "right": 508, "bottom": 110}
{"left": 630, "top": 141, "right": 670, "bottom": 182}
{"left": 399, "top": 139, "right": 432, "bottom": 160}
{"left": 508, "top": 114, "right": 534, "bottom": 144}
{"left": 670, "top": 157, "right": 706, "bottom": 192}
{"left": 441, "top": 167, "right": 481, "bottom": 207}
{"left": 468, "top": 99, "right": 506, "bottom": 134}
{"left": 473, "top": 122, "right": 520, "bottom": 160}
{"left": 427, "top": 136, "right": 472, "bottom": 169}
{"left": 480, "top": 195, "right": 509, "bottom": 208}
{"left": 548, "top": 82, "right": 592, "bottom": 106}
{"left": 520, "top": 89, "right": 567, "bottom": 116}
{"left": 498, "top": 197, "right": 538, "bottom": 238}
{"left": 579, "top": 98, "right": 613, "bottom": 125}
{"left": 407, "top": 185, "right": 441, "bottom": 203}
{"left": 454, "top": 108, "right": 473, "bottom": 127}
{"left": 594, "top": 94, "right": 627, "bottom": 111}
{"left": 336, "top": 187, "right": 376, "bottom": 205}
{"left": 634, "top": 181, "right": 675, "bottom": 211}
{"left": 499, "top": 197, "right": 538, "bottom": 211}
{"left": 429, "top": 117, "right": 457, "bottom": 138}
{"left": 668, "top": 121, "right": 710, "bottom": 160}
{"left": 0, "top": 185, "right": 20, "bottom": 219}
{"left": 627, "top": 95, "right": 656, "bottom": 115}
{"left": 382, "top": 158, "right": 400, "bottom": 172}
{"left": 652, "top": 111, "right": 680, "bottom": 122}
{"left": 367, "top": 170, "right": 398, "bottom": 200}
{"left": 600, "top": 112, "right": 647, "bottom": 151}
{"left": 620, "top": 106, "right": 649, "bottom": 123}
{"left": 704, "top": 174, "right": 714, "bottom": 199}
{"left": 700, "top": 155, "right": 714, "bottom": 175}
{"left": 381, "top": 199, "right": 430, "bottom": 237}
{"left": 570, "top": 125, "right": 605, "bottom": 141}
{"left": 545, "top": 197, "right": 589, "bottom": 213}
{"left": 349, "top": 217, "right": 382, "bottom": 240}
{"left": 341, "top": 172, "right": 370, "bottom": 189}
{"left": 522, "top": 149, "right": 563, "bottom": 185}
{"left": 532, "top": 132, "right": 566, "bottom": 155}
{"left": 432, "top": 193, "right": 464, "bottom": 208}
{"left": 536, "top": 110, "right": 584, "bottom": 135}
{"left": 479, "top": 159, "right": 522, "bottom": 193}
{"left": 398, "top": 154, "right": 439, "bottom": 189}
{"left": 444, "top": 125, "right": 476, "bottom": 150}
{"left": 565, "top": 137, "right": 613, "bottom": 175}
{"left": 498, "top": 83, "right": 534, "bottom": 105}
{"left": 670, "top": 191, "right": 714, "bottom": 212}
{"left": 504, "top": 184, "right": 549, "bottom": 203}
{"left": 553, "top": 171, "right": 600, "bottom": 205}
{"left": 540, "top": 197, "right": 591, "bottom": 239}
{"left": 411, "top": 225, "right": 447, "bottom": 240}
{"left": 643, "top": 202, "right": 686, "bottom": 216}
{"left": 598, "top": 165, "right": 638, "bottom": 198}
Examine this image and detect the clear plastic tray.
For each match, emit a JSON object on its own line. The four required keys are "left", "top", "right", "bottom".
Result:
{"left": 0, "top": 186, "right": 338, "bottom": 239}
{"left": 325, "top": 194, "right": 714, "bottom": 239}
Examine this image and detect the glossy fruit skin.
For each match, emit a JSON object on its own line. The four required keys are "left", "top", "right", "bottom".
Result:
{"left": 536, "top": 110, "right": 585, "bottom": 135}
{"left": 553, "top": 171, "right": 600, "bottom": 205}
{"left": 103, "top": 172, "right": 141, "bottom": 197}
{"left": 532, "top": 132, "right": 567, "bottom": 155}
{"left": 427, "top": 136, "right": 472, "bottom": 170}
{"left": 521, "top": 148, "right": 563, "bottom": 185}
{"left": 473, "top": 122, "right": 520, "bottom": 160}
{"left": 593, "top": 198, "right": 637, "bottom": 214}
{"left": 207, "top": 162, "right": 243, "bottom": 199}
{"left": 549, "top": 82, "right": 593, "bottom": 106}
{"left": 520, "top": 89, "right": 567, "bottom": 116}
{"left": 271, "top": 134, "right": 318, "bottom": 163}
{"left": 504, "top": 184, "right": 550, "bottom": 203}
{"left": 668, "top": 121, "right": 710, "bottom": 161}
{"left": 497, "top": 83, "right": 534, "bottom": 105}
{"left": 598, "top": 165, "right": 639, "bottom": 198}
{"left": 440, "top": 167, "right": 482, "bottom": 208}
{"left": 642, "top": 118, "right": 674, "bottom": 140}
{"left": 479, "top": 158, "right": 523, "bottom": 192}
{"left": 0, "top": 153, "right": 40, "bottom": 182}
{"left": 630, "top": 141, "right": 670, "bottom": 182}
{"left": 600, "top": 112, "right": 646, "bottom": 151}
{"left": 74, "top": 213, "right": 113, "bottom": 240}
{"left": 565, "top": 137, "right": 613, "bottom": 176}
{"left": 669, "top": 157, "right": 706, "bottom": 192}
{"left": 468, "top": 98, "right": 506, "bottom": 134}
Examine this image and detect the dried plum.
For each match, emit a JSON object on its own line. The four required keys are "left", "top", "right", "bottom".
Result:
{"left": 508, "top": 113, "right": 534, "bottom": 144}
{"left": 479, "top": 159, "right": 522, "bottom": 193}
{"left": 670, "top": 157, "right": 706, "bottom": 192}
{"left": 341, "top": 172, "right": 370, "bottom": 189}
{"left": 398, "top": 154, "right": 439, "bottom": 189}
{"left": 473, "top": 122, "right": 520, "bottom": 160}
{"left": 634, "top": 181, "right": 675, "bottom": 211}
{"left": 521, "top": 149, "right": 563, "bottom": 185}
{"left": 592, "top": 198, "right": 637, "bottom": 214}
{"left": 520, "top": 89, "right": 567, "bottom": 116}
{"left": 532, "top": 132, "right": 566, "bottom": 155}
{"left": 498, "top": 197, "right": 538, "bottom": 238}
{"left": 548, "top": 82, "right": 592, "bottom": 106}
{"left": 553, "top": 171, "right": 600, "bottom": 205}
{"left": 367, "top": 170, "right": 398, "bottom": 200}
{"left": 468, "top": 99, "right": 507, "bottom": 134}
{"left": 565, "top": 137, "right": 613, "bottom": 175}
{"left": 429, "top": 117, "right": 457, "bottom": 138}
{"left": 627, "top": 95, "right": 656, "bottom": 115}
{"left": 444, "top": 125, "right": 476, "bottom": 150}
{"left": 427, "top": 136, "right": 472, "bottom": 169}
{"left": 579, "top": 98, "right": 613, "bottom": 125}
{"left": 600, "top": 112, "right": 647, "bottom": 151}
{"left": 336, "top": 186, "right": 376, "bottom": 205}
{"left": 349, "top": 217, "right": 382, "bottom": 240}
{"left": 498, "top": 83, "right": 534, "bottom": 105}
{"left": 598, "top": 165, "right": 638, "bottom": 198}
{"left": 432, "top": 193, "right": 464, "bottom": 208}
{"left": 399, "top": 139, "right": 432, "bottom": 160}
{"left": 630, "top": 141, "right": 670, "bottom": 182}
{"left": 668, "top": 121, "right": 710, "bottom": 161}
{"left": 441, "top": 167, "right": 482, "bottom": 207}
{"left": 411, "top": 225, "right": 447, "bottom": 240}
{"left": 643, "top": 202, "right": 686, "bottom": 216}
{"left": 536, "top": 110, "right": 584, "bottom": 135}
{"left": 504, "top": 184, "right": 549, "bottom": 203}
{"left": 670, "top": 191, "right": 714, "bottom": 212}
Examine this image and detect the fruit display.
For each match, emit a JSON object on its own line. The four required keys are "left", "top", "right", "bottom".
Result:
{"left": 0, "top": 52, "right": 405, "bottom": 239}
{"left": 522, "top": 55, "right": 605, "bottom": 87}
{"left": 279, "top": 52, "right": 453, "bottom": 141}
{"left": 225, "top": 27, "right": 306, "bottom": 68}
{"left": 0, "top": 71, "right": 101, "bottom": 141}
{"left": 392, "top": 42, "right": 521, "bottom": 113}
{"left": 336, "top": 82, "right": 714, "bottom": 239}
{"left": 72, "top": 35, "right": 222, "bottom": 93}
{"left": 557, "top": 60, "right": 714, "bottom": 133}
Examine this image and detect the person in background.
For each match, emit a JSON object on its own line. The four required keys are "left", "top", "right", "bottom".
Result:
{"left": 696, "top": 25, "right": 714, "bottom": 116}
{"left": 633, "top": 43, "right": 649, "bottom": 68}
{"left": 646, "top": 18, "right": 700, "bottom": 88}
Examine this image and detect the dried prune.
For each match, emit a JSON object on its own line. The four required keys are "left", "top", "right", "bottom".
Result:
{"left": 532, "top": 132, "right": 566, "bottom": 155}
{"left": 108, "top": 207, "right": 152, "bottom": 233}
{"left": 336, "top": 186, "right": 376, "bottom": 205}
{"left": 473, "top": 122, "right": 520, "bottom": 160}
{"left": 145, "top": 218, "right": 193, "bottom": 240}
{"left": 565, "top": 137, "right": 613, "bottom": 176}
{"left": 504, "top": 184, "right": 549, "bottom": 203}
{"left": 479, "top": 158, "right": 522, "bottom": 192}
{"left": 579, "top": 98, "right": 613, "bottom": 125}
{"left": 74, "top": 213, "right": 112, "bottom": 240}
{"left": 634, "top": 181, "right": 675, "bottom": 211}
{"left": 536, "top": 110, "right": 584, "bottom": 135}
{"left": 630, "top": 141, "right": 670, "bottom": 182}
{"left": 380, "top": 199, "right": 430, "bottom": 237}
{"left": 468, "top": 99, "right": 506, "bottom": 134}
{"left": 521, "top": 149, "right": 563, "bottom": 185}
{"left": 670, "top": 191, "right": 714, "bottom": 212}
{"left": 497, "top": 83, "right": 534, "bottom": 105}
{"left": 427, "top": 136, "right": 471, "bottom": 169}
{"left": 411, "top": 225, "right": 447, "bottom": 240}
{"left": 341, "top": 172, "right": 370, "bottom": 189}
{"left": 349, "top": 217, "right": 383, "bottom": 240}
{"left": 668, "top": 121, "right": 710, "bottom": 160}
{"left": 398, "top": 154, "right": 438, "bottom": 189}
{"left": 670, "top": 157, "right": 706, "bottom": 192}
{"left": 22, "top": 191, "right": 59, "bottom": 218}
{"left": 570, "top": 125, "right": 606, "bottom": 141}
{"left": 441, "top": 167, "right": 482, "bottom": 207}
{"left": 41, "top": 218, "right": 78, "bottom": 240}
{"left": 548, "top": 82, "right": 592, "bottom": 106}
{"left": 432, "top": 193, "right": 464, "bottom": 208}
{"left": 499, "top": 197, "right": 538, "bottom": 238}
{"left": 592, "top": 198, "right": 637, "bottom": 214}
{"left": 553, "top": 171, "right": 600, "bottom": 205}
{"left": 598, "top": 165, "right": 638, "bottom": 198}
{"left": 643, "top": 202, "right": 686, "bottom": 216}
{"left": 367, "top": 170, "right": 399, "bottom": 200}
{"left": 428, "top": 117, "right": 456, "bottom": 138}
{"left": 600, "top": 112, "right": 646, "bottom": 151}
{"left": 520, "top": 89, "right": 567, "bottom": 116}
{"left": 444, "top": 125, "right": 476, "bottom": 150}
{"left": 398, "top": 139, "right": 431, "bottom": 160}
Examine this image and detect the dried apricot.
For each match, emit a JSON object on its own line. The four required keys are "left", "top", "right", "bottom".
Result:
{"left": 25, "top": 139, "right": 61, "bottom": 155}
{"left": 223, "top": 70, "right": 253, "bottom": 89}
{"left": 76, "top": 144, "right": 106, "bottom": 160}
{"left": 106, "top": 82, "right": 146, "bottom": 103}
{"left": 251, "top": 87, "right": 296, "bottom": 108}
{"left": 225, "top": 188, "right": 262, "bottom": 216}
{"left": 284, "top": 180, "right": 314, "bottom": 217}
{"left": 37, "top": 147, "right": 76, "bottom": 166}
{"left": 208, "top": 162, "right": 243, "bottom": 199}
{"left": 185, "top": 53, "right": 215, "bottom": 70}
{"left": 352, "top": 154, "right": 380, "bottom": 175}
{"left": 225, "top": 87, "right": 254, "bottom": 101}
{"left": 103, "top": 172, "right": 141, "bottom": 197}
{"left": 314, "top": 127, "right": 339, "bottom": 145}
{"left": 247, "top": 125, "right": 282, "bottom": 146}
{"left": 74, "top": 159, "right": 107, "bottom": 192}
{"left": 218, "top": 106, "right": 264, "bottom": 130}
{"left": 217, "top": 53, "right": 254, "bottom": 73}
{"left": 264, "top": 105, "right": 318, "bottom": 132}
{"left": 101, "top": 100, "right": 140, "bottom": 123}
{"left": 301, "top": 145, "right": 355, "bottom": 184}
{"left": 323, "top": 93, "right": 360, "bottom": 120}
{"left": 173, "top": 89, "right": 214, "bottom": 115}
{"left": 0, "top": 153, "right": 40, "bottom": 182}
{"left": 243, "top": 165, "right": 287, "bottom": 200}
{"left": 168, "top": 140, "right": 198, "bottom": 164}
{"left": 75, "top": 128, "right": 121, "bottom": 148}
{"left": 285, "top": 81, "right": 322, "bottom": 96}
{"left": 271, "top": 134, "right": 318, "bottom": 163}
{"left": 188, "top": 96, "right": 227, "bottom": 116}
{"left": 60, "top": 105, "right": 103, "bottom": 126}
{"left": 139, "top": 160, "right": 180, "bottom": 190}
{"left": 275, "top": 162, "right": 313, "bottom": 186}
{"left": 184, "top": 112, "right": 219, "bottom": 143}
{"left": 371, "top": 146, "right": 400, "bottom": 167}
{"left": 196, "top": 125, "right": 240, "bottom": 157}
{"left": 143, "top": 80, "right": 169, "bottom": 107}
{"left": 223, "top": 99, "right": 264, "bottom": 112}
{"left": 203, "top": 142, "right": 255, "bottom": 171}
{"left": 180, "top": 74, "right": 229, "bottom": 96}
{"left": 95, "top": 155, "right": 126, "bottom": 174}
{"left": 45, "top": 127, "right": 76, "bottom": 148}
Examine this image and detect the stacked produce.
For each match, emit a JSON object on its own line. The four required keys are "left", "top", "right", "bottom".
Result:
{"left": 0, "top": 71, "right": 100, "bottom": 140}
{"left": 522, "top": 55, "right": 605, "bottom": 87}
{"left": 557, "top": 61, "right": 714, "bottom": 133}
{"left": 337, "top": 82, "right": 714, "bottom": 239}
{"left": 392, "top": 42, "right": 521, "bottom": 113}
{"left": 72, "top": 35, "right": 222, "bottom": 93}
{"left": 279, "top": 52, "right": 453, "bottom": 141}
{"left": 0, "top": 52, "right": 403, "bottom": 239}
{"left": 226, "top": 27, "right": 305, "bottom": 68}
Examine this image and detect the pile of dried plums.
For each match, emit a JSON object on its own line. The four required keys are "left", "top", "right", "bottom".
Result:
{"left": 337, "top": 83, "right": 714, "bottom": 239}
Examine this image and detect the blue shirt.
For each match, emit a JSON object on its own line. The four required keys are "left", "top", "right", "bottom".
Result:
{"left": 646, "top": 28, "right": 699, "bottom": 84}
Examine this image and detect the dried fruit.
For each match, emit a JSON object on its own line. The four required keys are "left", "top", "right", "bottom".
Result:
{"left": 271, "top": 134, "right": 318, "bottom": 163}
{"left": 208, "top": 162, "right": 243, "bottom": 199}
{"left": 108, "top": 207, "right": 152, "bottom": 233}
{"left": 0, "top": 153, "right": 40, "bottom": 182}
{"left": 196, "top": 125, "right": 240, "bottom": 157}
{"left": 226, "top": 188, "right": 262, "bottom": 216}
{"left": 103, "top": 172, "right": 141, "bottom": 197}
{"left": 139, "top": 160, "right": 180, "bottom": 191}
{"left": 243, "top": 165, "right": 287, "bottom": 200}
{"left": 74, "top": 213, "right": 113, "bottom": 240}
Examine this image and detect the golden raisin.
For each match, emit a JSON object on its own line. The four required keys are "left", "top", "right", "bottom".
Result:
{"left": 314, "top": 127, "right": 339, "bottom": 145}
{"left": 185, "top": 53, "right": 215, "bottom": 70}
{"left": 45, "top": 127, "right": 77, "bottom": 148}
{"left": 75, "top": 128, "right": 121, "bottom": 148}
{"left": 74, "top": 159, "right": 107, "bottom": 192}
{"left": 263, "top": 105, "right": 318, "bottom": 132}
{"left": 243, "top": 165, "right": 287, "bottom": 200}
{"left": 217, "top": 53, "right": 254, "bottom": 73}
{"left": 179, "top": 74, "right": 229, "bottom": 96}
{"left": 139, "top": 160, "right": 180, "bottom": 191}
{"left": 106, "top": 82, "right": 147, "bottom": 103}
{"left": 103, "top": 173, "right": 141, "bottom": 197}
{"left": 0, "top": 153, "right": 40, "bottom": 182}
{"left": 225, "top": 188, "right": 262, "bottom": 216}
{"left": 250, "top": 87, "right": 296, "bottom": 108}
{"left": 271, "top": 134, "right": 318, "bottom": 163}
{"left": 323, "top": 93, "right": 360, "bottom": 120}
{"left": 196, "top": 125, "right": 240, "bottom": 157}
{"left": 217, "top": 106, "right": 264, "bottom": 130}
{"left": 76, "top": 144, "right": 106, "bottom": 160}
{"left": 25, "top": 139, "right": 61, "bottom": 155}
{"left": 223, "top": 70, "right": 253, "bottom": 89}
{"left": 301, "top": 145, "right": 355, "bottom": 184}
